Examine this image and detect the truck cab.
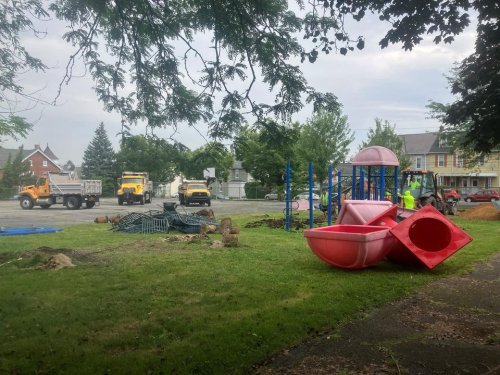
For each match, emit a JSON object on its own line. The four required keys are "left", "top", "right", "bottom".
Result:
{"left": 117, "top": 172, "right": 153, "bottom": 205}
{"left": 178, "top": 180, "right": 211, "bottom": 206}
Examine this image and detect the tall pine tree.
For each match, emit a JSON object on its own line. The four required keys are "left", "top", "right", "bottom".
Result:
{"left": 82, "top": 123, "right": 117, "bottom": 196}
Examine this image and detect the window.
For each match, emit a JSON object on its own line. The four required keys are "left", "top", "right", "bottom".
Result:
{"left": 472, "top": 179, "right": 478, "bottom": 187}
{"left": 42, "top": 160, "right": 48, "bottom": 167}
{"left": 478, "top": 156, "right": 485, "bottom": 166}
{"left": 438, "top": 154, "right": 445, "bottom": 167}
{"left": 29, "top": 160, "right": 33, "bottom": 166}
{"left": 234, "top": 169, "right": 240, "bottom": 179}
{"left": 415, "top": 157, "right": 422, "bottom": 169}
{"left": 456, "top": 155, "right": 463, "bottom": 167}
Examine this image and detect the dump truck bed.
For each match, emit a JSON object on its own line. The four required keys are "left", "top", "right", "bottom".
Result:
{"left": 48, "top": 174, "right": 102, "bottom": 195}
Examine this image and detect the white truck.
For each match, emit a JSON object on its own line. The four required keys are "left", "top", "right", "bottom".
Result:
{"left": 18, "top": 172, "right": 102, "bottom": 210}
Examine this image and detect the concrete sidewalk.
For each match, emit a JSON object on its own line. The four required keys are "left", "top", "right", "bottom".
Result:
{"left": 256, "top": 253, "right": 500, "bottom": 374}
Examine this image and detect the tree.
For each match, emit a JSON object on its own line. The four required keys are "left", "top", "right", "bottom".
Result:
{"left": 435, "top": 4, "right": 499, "bottom": 155}
{"left": 295, "top": 110, "right": 354, "bottom": 190}
{"left": 115, "top": 135, "right": 184, "bottom": 184}
{"left": 0, "top": 147, "right": 34, "bottom": 198}
{"left": 1, "top": 1, "right": 47, "bottom": 141}
{"left": 360, "top": 119, "right": 411, "bottom": 169}
{"left": 81, "top": 122, "right": 117, "bottom": 195}
{"left": 4, "top": 0, "right": 492, "bottom": 144}
{"left": 179, "top": 142, "right": 234, "bottom": 183}
{"left": 234, "top": 119, "right": 299, "bottom": 191}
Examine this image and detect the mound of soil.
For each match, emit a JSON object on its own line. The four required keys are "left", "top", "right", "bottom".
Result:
{"left": 254, "top": 253, "right": 500, "bottom": 374}
{"left": 42, "top": 253, "right": 75, "bottom": 270}
{"left": 459, "top": 203, "right": 500, "bottom": 220}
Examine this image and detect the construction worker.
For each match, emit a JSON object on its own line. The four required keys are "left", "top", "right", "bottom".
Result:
{"left": 402, "top": 190, "right": 415, "bottom": 209}
{"left": 320, "top": 190, "right": 328, "bottom": 212}
{"left": 409, "top": 177, "right": 421, "bottom": 189}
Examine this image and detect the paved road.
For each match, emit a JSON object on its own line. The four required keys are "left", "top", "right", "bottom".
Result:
{"left": 0, "top": 198, "right": 286, "bottom": 227}
{"left": 0, "top": 197, "right": 479, "bottom": 228}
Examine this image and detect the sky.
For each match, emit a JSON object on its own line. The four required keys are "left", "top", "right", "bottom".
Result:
{"left": 2, "top": 7, "right": 476, "bottom": 166}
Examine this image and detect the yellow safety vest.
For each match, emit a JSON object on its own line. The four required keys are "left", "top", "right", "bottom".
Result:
{"left": 403, "top": 191, "right": 415, "bottom": 209}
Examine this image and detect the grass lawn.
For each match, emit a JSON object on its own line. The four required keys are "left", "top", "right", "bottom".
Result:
{"left": 0, "top": 213, "right": 498, "bottom": 374}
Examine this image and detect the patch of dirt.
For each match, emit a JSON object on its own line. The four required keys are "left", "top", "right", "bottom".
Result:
{"left": 254, "top": 253, "right": 500, "bottom": 375}
{"left": 22, "top": 246, "right": 101, "bottom": 263}
{"left": 245, "top": 216, "right": 328, "bottom": 230}
{"left": 459, "top": 203, "right": 500, "bottom": 220}
{"left": 41, "top": 253, "right": 75, "bottom": 270}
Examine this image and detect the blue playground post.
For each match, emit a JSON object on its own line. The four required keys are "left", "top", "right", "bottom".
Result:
{"left": 337, "top": 169, "right": 342, "bottom": 211}
{"left": 393, "top": 166, "right": 399, "bottom": 204}
{"left": 327, "top": 164, "right": 333, "bottom": 225}
{"left": 359, "top": 168, "right": 365, "bottom": 200}
{"left": 351, "top": 165, "right": 357, "bottom": 199}
{"left": 308, "top": 161, "right": 314, "bottom": 228}
{"left": 379, "top": 165, "right": 386, "bottom": 200}
{"left": 285, "top": 161, "right": 291, "bottom": 231}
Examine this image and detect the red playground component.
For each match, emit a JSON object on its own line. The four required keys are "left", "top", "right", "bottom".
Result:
{"left": 387, "top": 205, "right": 473, "bottom": 269}
{"left": 336, "top": 200, "right": 394, "bottom": 225}
{"left": 304, "top": 225, "right": 396, "bottom": 270}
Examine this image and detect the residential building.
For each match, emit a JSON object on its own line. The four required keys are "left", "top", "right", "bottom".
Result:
{"left": 212, "top": 161, "right": 254, "bottom": 199}
{"left": 0, "top": 144, "right": 62, "bottom": 179}
{"left": 400, "top": 132, "right": 500, "bottom": 194}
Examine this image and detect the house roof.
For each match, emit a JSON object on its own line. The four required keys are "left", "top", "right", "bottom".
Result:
{"left": 0, "top": 147, "right": 25, "bottom": 168}
{"left": 43, "top": 144, "right": 58, "bottom": 160}
{"left": 400, "top": 133, "right": 438, "bottom": 154}
{"left": 0, "top": 144, "right": 61, "bottom": 169}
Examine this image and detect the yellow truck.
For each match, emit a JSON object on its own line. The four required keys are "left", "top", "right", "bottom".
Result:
{"left": 117, "top": 171, "right": 153, "bottom": 205}
{"left": 18, "top": 172, "right": 102, "bottom": 210}
{"left": 178, "top": 179, "right": 211, "bottom": 206}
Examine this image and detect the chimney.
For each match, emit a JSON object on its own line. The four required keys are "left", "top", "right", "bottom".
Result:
{"left": 34, "top": 144, "right": 41, "bottom": 150}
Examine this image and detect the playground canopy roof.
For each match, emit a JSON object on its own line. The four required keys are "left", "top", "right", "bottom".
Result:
{"left": 352, "top": 146, "right": 399, "bottom": 166}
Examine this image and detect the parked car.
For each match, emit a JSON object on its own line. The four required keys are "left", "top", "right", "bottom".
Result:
{"left": 443, "top": 188, "right": 461, "bottom": 201}
{"left": 264, "top": 191, "right": 278, "bottom": 200}
{"left": 294, "top": 191, "right": 320, "bottom": 200}
{"left": 464, "top": 189, "right": 500, "bottom": 202}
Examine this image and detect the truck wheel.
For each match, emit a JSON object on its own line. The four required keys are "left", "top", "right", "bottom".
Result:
{"left": 67, "top": 196, "right": 81, "bottom": 210}
{"left": 40, "top": 204, "right": 51, "bottom": 209}
{"left": 20, "top": 196, "right": 34, "bottom": 210}
{"left": 207, "top": 200, "right": 211, "bottom": 207}
{"left": 185, "top": 199, "right": 190, "bottom": 207}
{"left": 86, "top": 201, "right": 96, "bottom": 209}
{"left": 118, "top": 197, "right": 124, "bottom": 205}
{"left": 139, "top": 196, "right": 144, "bottom": 205}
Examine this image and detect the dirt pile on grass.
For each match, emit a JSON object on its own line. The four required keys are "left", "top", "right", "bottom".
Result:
{"left": 459, "top": 203, "right": 500, "bottom": 220}
{"left": 41, "top": 253, "right": 75, "bottom": 270}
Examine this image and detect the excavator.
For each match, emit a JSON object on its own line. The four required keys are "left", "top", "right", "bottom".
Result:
{"left": 400, "top": 169, "right": 457, "bottom": 215}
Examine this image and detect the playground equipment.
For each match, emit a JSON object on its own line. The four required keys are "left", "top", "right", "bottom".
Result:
{"left": 304, "top": 225, "right": 396, "bottom": 269}
{"left": 303, "top": 146, "right": 472, "bottom": 270}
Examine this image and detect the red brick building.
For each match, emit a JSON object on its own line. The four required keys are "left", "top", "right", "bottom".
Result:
{"left": 0, "top": 144, "right": 62, "bottom": 179}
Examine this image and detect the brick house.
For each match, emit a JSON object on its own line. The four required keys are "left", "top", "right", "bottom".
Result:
{"left": 0, "top": 144, "right": 62, "bottom": 179}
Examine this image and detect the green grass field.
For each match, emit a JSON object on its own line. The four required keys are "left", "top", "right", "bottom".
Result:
{"left": 0, "top": 213, "right": 498, "bottom": 374}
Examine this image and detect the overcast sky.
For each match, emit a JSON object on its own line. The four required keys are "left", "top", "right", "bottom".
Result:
{"left": 2, "top": 8, "right": 476, "bottom": 165}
